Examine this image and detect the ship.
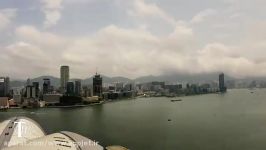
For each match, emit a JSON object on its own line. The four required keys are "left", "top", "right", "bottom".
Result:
{"left": 171, "top": 99, "right": 182, "bottom": 102}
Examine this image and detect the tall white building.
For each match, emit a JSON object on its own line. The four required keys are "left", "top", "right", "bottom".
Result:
{"left": 60, "top": 66, "right": 69, "bottom": 94}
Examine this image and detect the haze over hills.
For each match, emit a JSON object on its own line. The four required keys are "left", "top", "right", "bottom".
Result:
{"left": 9, "top": 72, "right": 266, "bottom": 89}
{"left": 10, "top": 75, "right": 133, "bottom": 88}
{"left": 134, "top": 73, "right": 234, "bottom": 83}
{"left": 9, "top": 73, "right": 236, "bottom": 88}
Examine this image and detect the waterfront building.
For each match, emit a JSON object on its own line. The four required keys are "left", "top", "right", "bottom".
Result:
{"left": 93, "top": 73, "right": 103, "bottom": 97}
{"left": 152, "top": 81, "right": 165, "bottom": 89}
{"left": 0, "top": 77, "right": 10, "bottom": 97}
{"left": 123, "top": 83, "right": 134, "bottom": 92}
{"left": 165, "top": 84, "right": 183, "bottom": 93}
{"left": 66, "top": 82, "right": 75, "bottom": 96}
{"left": 32, "top": 82, "right": 39, "bottom": 97}
{"left": 5, "top": 77, "right": 9, "bottom": 96}
{"left": 0, "top": 79, "right": 5, "bottom": 97}
{"left": 219, "top": 73, "right": 227, "bottom": 92}
{"left": 60, "top": 66, "right": 69, "bottom": 94}
{"left": 43, "top": 94, "right": 62, "bottom": 105}
{"left": 186, "top": 83, "right": 190, "bottom": 89}
{"left": 75, "top": 80, "right": 82, "bottom": 96}
{"left": 26, "top": 85, "right": 36, "bottom": 98}
{"left": 108, "top": 86, "right": 115, "bottom": 91}
{"left": 13, "top": 94, "right": 22, "bottom": 104}
{"left": 82, "top": 86, "right": 93, "bottom": 97}
{"left": 43, "top": 78, "right": 51, "bottom": 94}
{"left": 26, "top": 78, "right": 31, "bottom": 86}
{"left": 115, "top": 82, "right": 124, "bottom": 92}
{"left": 0, "top": 97, "right": 9, "bottom": 109}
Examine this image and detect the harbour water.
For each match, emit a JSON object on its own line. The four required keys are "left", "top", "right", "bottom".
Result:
{"left": 1, "top": 89, "right": 266, "bottom": 150}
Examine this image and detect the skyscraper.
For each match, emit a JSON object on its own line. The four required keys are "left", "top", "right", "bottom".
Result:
{"left": 75, "top": 80, "right": 81, "bottom": 96}
{"left": 219, "top": 73, "right": 227, "bottom": 92}
{"left": 60, "top": 66, "right": 69, "bottom": 94}
{"left": 0, "top": 77, "right": 10, "bottom": 97}
{"left": 0, "top": 78, "right": 5, "bottom": 97}
{"left": 26, "top": 85, "right": 36, "bottom": 98}
{"left": 43, "top": 78, "right": 51, "bottom": 94}
{"left": 93, "top": 73, "right": 102, "bottom": 97}
{"left": 66, "top": 82, "right": 75, "bottom": 96}
{"left": 26, "top": 78, "right": 31, "bottom": 86}
{"left": 5, "top": 77, "right": 9, "bottom": 96}
{"left": 32, "top": 82, "right": 39, "bottom": 98}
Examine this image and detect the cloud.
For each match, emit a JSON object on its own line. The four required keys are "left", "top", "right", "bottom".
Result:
{"left": 2, "top": 0, "right": 266, "bottom": 80}
{"left": 62, "top": 24, "right": 195, "bottom": 78}
{"left": 197, "top": 43, "right": 266, "bottom": 78}
{"left": 64, "top": 0, "right": 95, "bottom": 4}
{"left": 6, "top": 22, "right": 266, "bottom": 79}
{"left": 0, "top": 8, "right": 17, "bottom": 31}
{"left": 6, "top": 42, "right": 46, "bottom": 61}
{"left": 15, "top": 25, "right": 69, "bottom": 49}
{"left": 3, "top": 25, "right": 71, "bottom": 78}
{"left": 165, "top": 23, "right": 195, "bottom": 50}
{"left": 2, "top": 41, "right": 56, "bottom": 78}
{"left": 128, "top": 0, "right": 176, "bottom": 26}
{"left": 41, "top": 0, "right": 63, "bottom": 28}
{"left": 191, "top": 9, "right": 217, "bottom": 24}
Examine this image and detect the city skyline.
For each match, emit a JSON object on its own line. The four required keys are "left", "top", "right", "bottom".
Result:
{"left": 2, "top": 70, "right": 228, "bottom": 82}
{"left": 0, "top": 0, "right": 266, "bottom": 79}
{"left": 0, "top": 1, "right": 265, "bottom": 150}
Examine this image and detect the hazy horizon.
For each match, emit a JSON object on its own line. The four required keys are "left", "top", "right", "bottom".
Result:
{"left": 8, "top": 71, "right": 265, "bottom": 82}
{"left": 0, "top": 0, "right": 266, "bottom": 79}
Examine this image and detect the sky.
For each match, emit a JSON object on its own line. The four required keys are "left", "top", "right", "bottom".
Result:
{"left": 0, "top": 0, "right": 266, "bottom": 79}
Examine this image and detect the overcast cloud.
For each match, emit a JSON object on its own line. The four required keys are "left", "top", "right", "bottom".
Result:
{"left": 0, "top": 0, "right": 266, "bottom": 79}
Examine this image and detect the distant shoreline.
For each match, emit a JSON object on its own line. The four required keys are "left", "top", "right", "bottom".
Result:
{"left": 5, "top": 92, "right": 228, "bottom": 110}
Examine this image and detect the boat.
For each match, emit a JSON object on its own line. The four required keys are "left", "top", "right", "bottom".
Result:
{"left": 171, "top": 99, "right": 182, "bottom": 102}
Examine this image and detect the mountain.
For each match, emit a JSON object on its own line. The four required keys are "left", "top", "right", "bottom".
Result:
{"left": 82, "top": 75, "right": 132, "bottom": 85}
{"left": 10, "top": 75, "right": 132, "bottom": 88}
{"left": 31, "top": 76, "right": 60, "bottom": 87}
{"left": 9, "top": 73, "right": 266, "bottom": 89}
{"left": 9, "top": 80, "right": 25, "bottom": 88}
{"left": 10, "top": 76, "right": 60, "bottom": 88}
{"left": 135, "top": 73, "right": 234, "bottom": 83}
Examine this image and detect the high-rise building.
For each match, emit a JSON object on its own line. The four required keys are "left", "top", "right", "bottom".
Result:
{"left": 26, "top": 78, "right": 31, "bottom": 86}
{"left": 26, "top": 85, "right": 36, "bottom": 98}
{"left": 93, "top": 73, "right": 102, "bottom": 97}
{"left": 75, "top": 80, "right": 81, "bottom": 96}
{"left": 43, "top": 78, "right": 51, "bottom": 94}
{"left": 66, "top": 82, "right": 74, "bottom": 96}
{"left": 219, "top": 73, "right": 227, "bottom": 92}
{"left": 82, "top": 86, "right": 92, "bottom": 97}
{"left": 0, "top": 77, "right": 10, "bottom": 97}
{"left": 60, "top": 66, "right": 69, "bottom": 94}
{"left": 5, "top": 77, "right": 9, "bottom": 96}
{"left": 32, "top": 82, "right": 39, "bottom": 97}
{"left": 0, "top": 78, "right": 5, "bottom": 97}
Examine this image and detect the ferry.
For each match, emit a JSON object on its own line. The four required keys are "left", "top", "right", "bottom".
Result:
{"left": 171, "top": 99, "right": 182, "bottom": 102}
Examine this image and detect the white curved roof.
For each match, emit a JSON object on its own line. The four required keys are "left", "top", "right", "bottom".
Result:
{"left": 0, "top": 117, "right": 45, "bottom": 149}
{"left": 0, "top": 117, "right": 104, "bottom": 150}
